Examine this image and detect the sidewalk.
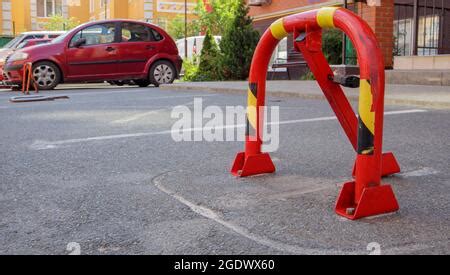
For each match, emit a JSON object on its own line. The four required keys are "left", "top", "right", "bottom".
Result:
{"left": 161, "top": 81, "right": 450, "bottom": 109}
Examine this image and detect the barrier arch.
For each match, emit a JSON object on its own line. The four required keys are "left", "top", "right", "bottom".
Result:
{"left": 231, "top": 7, "right": 400, "bottom": 220}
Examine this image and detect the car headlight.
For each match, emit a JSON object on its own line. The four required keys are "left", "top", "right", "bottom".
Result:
{"left": 8, "top": 52, "right": 29, "bottom": 62}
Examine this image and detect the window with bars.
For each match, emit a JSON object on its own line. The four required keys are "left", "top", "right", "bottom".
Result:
{"left": 394, "top": 0, "right": 449, "bottom": 56}
{"left": 417, "top": 15, "right": 440, "bottom": 55}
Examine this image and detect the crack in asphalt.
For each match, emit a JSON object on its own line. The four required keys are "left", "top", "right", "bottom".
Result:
{"left": 151, "top": 171, "right": 354, "bottom": 255}
{"left": 150, "top": 171, "right": 439, "bottom": 255}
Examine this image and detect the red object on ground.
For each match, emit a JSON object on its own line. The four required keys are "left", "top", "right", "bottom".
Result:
{"left": 231, "top": 7, "right": 400, "bottom": 220}
{"left": 21, "top": 62, "right": 38, "bottom": 94}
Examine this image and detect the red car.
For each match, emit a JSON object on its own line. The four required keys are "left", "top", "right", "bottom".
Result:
{"left": 0, "top": 39, "right": 52, "bottom": 88}
{"left": 3, "top": 20, "right": 182, "bottom": 90}
{"left": 16, "top": 38, "right": 52, "bottom": 49}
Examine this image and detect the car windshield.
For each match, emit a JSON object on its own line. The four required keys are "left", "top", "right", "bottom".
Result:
{"left": 17, "top": 41, "right": 28, "bottom": 49}
{"left": 2, "top": 35, "right": 24, "bottom": 49}
{"left": 51, "top": 32, "right": 70, "bottom": 44}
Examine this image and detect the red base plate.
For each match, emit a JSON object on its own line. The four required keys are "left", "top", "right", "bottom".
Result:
{"left": 231, "top": 152, "right": 276, "bottom": 177}
{"left": 335, "top": 181, "right": 399, "bottom": 220}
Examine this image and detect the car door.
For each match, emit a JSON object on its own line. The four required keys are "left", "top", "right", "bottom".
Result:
{"left": 115, "top": 22, "right": 162, "bottom": 76}
{"left": 65, "top": 22, "right": 119, "bottom": 80}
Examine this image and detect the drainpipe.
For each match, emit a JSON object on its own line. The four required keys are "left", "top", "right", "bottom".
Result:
{"left": 412, "top": 0, "right": 419, "bottom": 55}
{"left": 184, "top": 0, "right": 188, "bottom": 59}
{"left": 342, "top": 0, "right": 348, "bottom": 65}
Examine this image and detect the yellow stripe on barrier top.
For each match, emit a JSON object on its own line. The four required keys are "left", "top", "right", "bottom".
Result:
{"left": 317, "top": 7, "right": 338, "bottom": 29}
{"left": 270, "top": 18, "right": 288, "bottom": 40}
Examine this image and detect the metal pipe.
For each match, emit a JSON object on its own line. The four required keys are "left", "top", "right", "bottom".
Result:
{"left": 412, "top": 0, "right": 419, "bottom": 55}
{"left": 184, "top": 0, "right": 188, "bottom": 59}
{"left": 342, "top": 0, "right": 348, "bottom": 64}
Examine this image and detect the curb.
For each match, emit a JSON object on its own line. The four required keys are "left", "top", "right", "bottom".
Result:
{"left": 161, "top": 84, "right": 450, "bottom": 110}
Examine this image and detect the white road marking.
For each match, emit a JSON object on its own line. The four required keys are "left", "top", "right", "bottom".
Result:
{"left": 399, "top": 167, "right": 439, "bottom": 177}
{"left": 274, "top": 109, "right": 428, "bottom": 126}
{"left": 110, "top": 100, "right": 195, "bottom": 124}
{"left": 110, "top": 110, "right": 162, "bottom": 124}
{"left": 29, "top": 109, "right": 427, "bottom": 150}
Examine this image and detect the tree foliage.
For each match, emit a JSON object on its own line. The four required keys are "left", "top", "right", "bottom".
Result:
{"left": 195, "top": 0, "right": 240, "bottom": 35}
{"left": 168, "top": 0, "right": 239, "bottom": 39}
{"left": 322, "top": 29, "right": 343, "bottom": 65}
{"left": 167, "top": 15, "right": 201, "bottom": 40}
{"left": 178, "top": 0, "right": 260, "bottom": 81}
{"left": 219, "top": 0, "right": 259, "bottom": 80}
{"left": 43, "top": 15, "right": 79, "bottom": 31}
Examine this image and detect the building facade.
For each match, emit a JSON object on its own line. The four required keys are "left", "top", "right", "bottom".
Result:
{"left": 248, "top": 0, "right": 450, "bottom": 74}
{"left": 86, "top": 0, "right": 197, "bottom": 29}
{"left": 0, "top": 0, "right": 89, "bottom": 35}
{"left": 0, "top": 0, "right": 197, "bottom": 35}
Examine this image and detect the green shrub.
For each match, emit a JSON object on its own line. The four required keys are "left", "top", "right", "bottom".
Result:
{"left": 322, "top": 29, "right": 343, "bottom": 65}
{"left": 219, "top": 0, "right": 259, "bottom": 80}
{"left": 196, "top": 30, "right": 221, "bottom": 81}
{"left": 182, "top": 58, "right": 199, "bottom": 82}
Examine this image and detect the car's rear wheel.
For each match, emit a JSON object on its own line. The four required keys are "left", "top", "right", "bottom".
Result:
{"left": 149, "top": 60, "right": 175, "bottom": 87}
{"left": 32, "top": 61, "right": 61, "bottom": 90}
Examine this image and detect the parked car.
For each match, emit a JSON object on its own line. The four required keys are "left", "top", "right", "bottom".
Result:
{"left": 0, "top": 39, "right": 52, "bottom": 87}
{"left": 16, "top": 38, "right": 52, "bottom": 49}
{"left": 0, "top": 31, "right": 64, "bottom": 63}
{"left": 0, "top": 31, "right": 64, "bottom": 85}
{"left": 3, "top": 20, "right": 182, "bottom": 90}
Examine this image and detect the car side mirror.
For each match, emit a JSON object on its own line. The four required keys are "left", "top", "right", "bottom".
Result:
{"left": 72, "top": 38, "right": 86, "bottom": 48}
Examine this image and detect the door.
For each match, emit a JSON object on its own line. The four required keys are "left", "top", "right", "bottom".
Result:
{"left": 115, "top": 22, "right": 163, "bottom": 76}
{"left": 65, "top": 22, "right": 119, "bottom": 80}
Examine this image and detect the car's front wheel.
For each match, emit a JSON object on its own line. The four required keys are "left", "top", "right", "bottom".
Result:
{"left": 149, "top": 60, "right": 176, "bottom": 87}
{"left": 32, "top": 61, "right": 61, "bottom": 90}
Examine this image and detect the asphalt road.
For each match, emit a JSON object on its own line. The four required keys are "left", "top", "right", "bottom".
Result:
{"left": 0, "top": 84, "right": 449, "bottom": 255}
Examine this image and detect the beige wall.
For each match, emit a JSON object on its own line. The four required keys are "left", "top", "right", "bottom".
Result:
{"left": 394, "top": 55, "right": 450, "bottom": 70}
{"left": 0, "top": 0, "right": 199, "bottom": 35}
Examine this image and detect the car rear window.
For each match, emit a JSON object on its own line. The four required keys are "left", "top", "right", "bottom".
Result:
{"left": 151, "top": 29, "right": 163, "bottom": 41}
{"left": 121, "top": 22, "right": 164, "bottom": 42}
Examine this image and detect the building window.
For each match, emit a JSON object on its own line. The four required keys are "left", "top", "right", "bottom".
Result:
{"left": 37, "top": 0, "right": 63, "bottom": 17}
{"left": 417, "top": 15, "right": 440, "bottom": 56}
{"left": 269, "top": 37, "right": 288, "bottom": 71}
{"left": 394, "top": 15, "right": 440, "bottom": 56}
{"left": 394, "top": 19, "right": 413, "bottom": 56}
{"left": 89, "top": 0, "right": 94, "bottom": 13}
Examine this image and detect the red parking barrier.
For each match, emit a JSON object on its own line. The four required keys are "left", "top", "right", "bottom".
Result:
{"left": 22, "top": 62, "right": 38, "bottom": 95}
{"left": 231, "top": 7, "right": 400, "bottom": 220}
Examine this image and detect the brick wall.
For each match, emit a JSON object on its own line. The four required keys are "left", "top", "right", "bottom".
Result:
{"left": 248, "top": 0, "right": 333, "bottom": 18}
{"left": 357, "top": 0, "right": 394, "bottom": 68}
{"left": 248, "top": 0, "right": 395, "bottom": 69}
